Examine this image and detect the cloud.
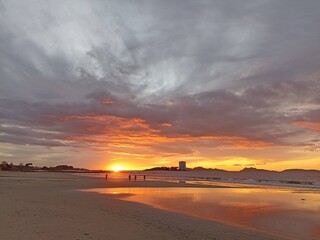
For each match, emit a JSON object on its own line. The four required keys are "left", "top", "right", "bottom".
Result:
{"left": 0, "top": 0, "right": 320, "bottom": 168}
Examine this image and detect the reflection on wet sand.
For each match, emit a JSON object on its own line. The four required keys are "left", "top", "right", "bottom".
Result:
{"left": 84, "top": 187, "right": 320, "bottom": 240}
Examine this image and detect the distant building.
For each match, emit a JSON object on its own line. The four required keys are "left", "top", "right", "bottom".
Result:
{"left": 179, "top": 161, "right": 186, "bottom": 171}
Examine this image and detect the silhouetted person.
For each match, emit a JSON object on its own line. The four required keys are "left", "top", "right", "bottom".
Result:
{"left": 128, "top": 175, "right": 131, "bottom": 181}
{"left": 105, "top": 174, "right": 108, "bottom": 181}
{"left": 134, "top": 175, "right": 137, "bottom": 181}
{"left": 143, "top": 175, "right": 146, "bottom": 181}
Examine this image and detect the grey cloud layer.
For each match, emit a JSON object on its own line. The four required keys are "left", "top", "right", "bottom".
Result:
{"left": 1, "top": 0, "right": 320, "bottom": 154}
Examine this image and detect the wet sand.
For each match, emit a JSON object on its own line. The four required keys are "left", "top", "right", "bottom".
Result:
{"left": 0, "top": 171, "right": 288, "bottom": 240}
{"left": 87, "top": 187, "right": 320, "bottom": 240}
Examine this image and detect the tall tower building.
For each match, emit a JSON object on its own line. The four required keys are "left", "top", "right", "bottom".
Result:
{"left": 179, "top": 161, "right": 186, "bottom": 171}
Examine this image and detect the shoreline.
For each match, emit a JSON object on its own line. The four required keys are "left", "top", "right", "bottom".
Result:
{"left": 74, "top": 171, "right": 320, "bottom": 190}
{"left": 1, "top": 171, "right": 288, "bottom": 240}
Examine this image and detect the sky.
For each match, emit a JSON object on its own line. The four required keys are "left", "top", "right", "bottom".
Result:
{"left": 0, "top": 0, "right": 319, "bottom": 171}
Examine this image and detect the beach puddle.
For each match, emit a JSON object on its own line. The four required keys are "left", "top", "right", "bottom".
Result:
{"left": 83, "top": 187, "right": 320, "bottom": 240}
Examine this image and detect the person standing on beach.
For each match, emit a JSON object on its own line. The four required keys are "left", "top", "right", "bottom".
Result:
{"left": 143, "top": 175, "right": 146, "bottom": 181}
{"left": 128, "top": 175, "right": 131, "bottom": 181}
{"left": 105, "top": 174, "right": 108, "bottom": 181}
{"left": 134, "top": 175, "right": 137, "bottom": 181}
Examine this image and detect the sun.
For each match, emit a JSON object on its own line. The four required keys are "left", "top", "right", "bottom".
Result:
{"left": 112, "top": 165, "right": 124, "bottom": 172}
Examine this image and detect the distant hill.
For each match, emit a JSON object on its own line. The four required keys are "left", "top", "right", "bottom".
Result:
{"left": 190, "top": 167, "right": 320, "bottom": 182}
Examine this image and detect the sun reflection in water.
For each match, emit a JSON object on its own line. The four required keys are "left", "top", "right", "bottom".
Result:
{"left": 82, "top": 186, "right": 320, "bottom": 240}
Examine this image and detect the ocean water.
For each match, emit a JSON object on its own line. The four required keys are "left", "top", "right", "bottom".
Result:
{"left": 75, "top": 171, "right": 320, "bottom": 189}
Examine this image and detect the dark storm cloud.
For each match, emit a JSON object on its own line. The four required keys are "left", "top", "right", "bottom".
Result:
{"left": 0, "top": 0, "right": 320, "bottom": 155}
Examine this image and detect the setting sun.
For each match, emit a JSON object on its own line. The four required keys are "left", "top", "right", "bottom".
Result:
{"left": 111, "top": 165, "right": 125, "bottom": 172}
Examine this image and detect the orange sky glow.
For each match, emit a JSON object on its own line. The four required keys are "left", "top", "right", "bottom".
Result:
{"left": 67, "top": 115, "right": 319, "bottom": 171}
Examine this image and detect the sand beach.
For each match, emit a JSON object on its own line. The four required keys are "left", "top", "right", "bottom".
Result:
{"left": 0, "top": 171, "right": 294, "bottom": 240}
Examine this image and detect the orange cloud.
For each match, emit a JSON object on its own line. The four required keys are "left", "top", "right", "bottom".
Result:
{"left": 55, "top": 114, "right": 279, "bottom": 153}
{"left": 45, "top": 113, "right": 313, "bottom": 170}
{"left": 101, "top": 98, "right": 114, "bottom": 105}
{"left": 295, "top": 121, "right": 320, "bottom": 132}
{"left": 161, "top": 123, "right": 173, "bottom": 127}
